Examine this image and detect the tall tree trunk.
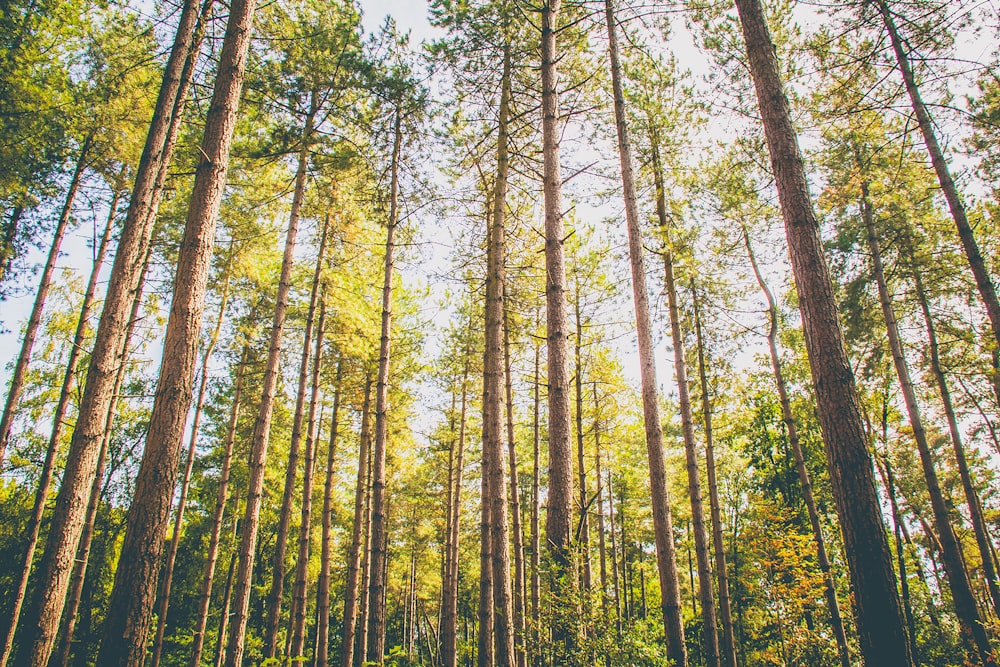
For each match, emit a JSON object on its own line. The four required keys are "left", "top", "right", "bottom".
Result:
{"left": 733, "top": 0, "right": 912, "bottom": 662}
{"left": 442, "top": 352, "right": 470, "bottom": 667}
{"left": 365, "top": 105, "right": 403, "bottom": 666}
{"left": 481, "top": 46, "right": 515, "bottom": 667}
{"left": 0, "top": 133, "right": 90, "bottom": 469}
{"left": 14, "top": 0, "right": 211, "bottom": 660}
{"left": 861, "top": 185, "right": 994, "bottom": 665}
{"left": 96, "top": 0, "right": 256, "bottom": 658}
{"left": 262, "top": 97, "right": 323, "bottom": 661}
{"left": 529, "top": 314, "right": 541, "bottom": 667}
{"left": 593, "top": 390, "right": 609, "bottom": 625}
{"left": 224, "top": 89, "right": 318, "bottom": 667}
{"left": 289, "top": 301, "right": 328, "bottom": 660}
{"left": 540, "top": 0, "right": 576, "bottom": 651}
{"left": 213, "top": 521, "right": 240, "bottom": 667}
{"left": 355, "top": 439, "right": 374, "bottom": 667}
{"left": 608, "top": 472, "right": 622, "bottom": 636}
{"left": 189, "top": 340, "right": 250, "bottom": 667}
{"left": 340, "top": 373, "right": 373, "bottom": 667}
{"left": 603, "top": 3, "right": 686, "bottom": 661}
{"left": 691, "top": 283, "right": 739, "bottom": 667}
{"left": 573, "top": 280, "right": 592, "bottom": 599}
{"left": 0, "top": 181, "right": 112, "bottom": 667}
{"left": 316, "top": 360, "right": 344, "bottom": 667}
{"left": 903, "top": 233, "right": 1000, "bottom": 618}
{"left": 874, "top": 0, "right": 1000, "bottom": 357}
{"left": 151, "top": 258, "right": 232, "bottom": 667}
{"left": 741, "top": 225, "right": 851, "bottom": 667}
{"left": 503, "top": 302, "right": 527, "bottom": 667}
{"left": 652, "top": 135, "right": 720, "bottom": 667}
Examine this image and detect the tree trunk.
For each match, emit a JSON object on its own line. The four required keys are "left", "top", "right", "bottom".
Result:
{"left": 340, "top": 373, "right": 373, "bottom": 667}
{"left": 189, "top": 340, "right": 250, "bottom": 667}
{"left": 0, "top": 181, "right": 112, "bottom": 667}
{"left": 365, "top": 105, "right": 403, "bottom": 666}
{"left": 732, "top": 0, "right": 912, "bottom": 662}
{"left": 13, "top": 0, "right": 211, "bottom": 659}
{"left": 691, "top": 283, "right": 739, "bottom": 667}
{"left": 503, "top": 301, "right": 527, "bottom": 667}
{"left": 573, "top": 280, "right": 592, "bottom": 600}
{"left": 213, "top": 522, "right": 240, "bottom": 667}
{"left": 289, "top": 300, "right": 328, "bottom": 661}
{"left": 529, "top": 313, "right": 542, "bottom": 667}
{"left": 262, "top": 96, "right": 323, "bottom": 661}
{"left": 903, "top": 233, "right": 1000, "bottom": 618}
{"left": 224, "top": 89, "right": 318, "bottom": 667}
{"left": 151, "top": 257, "right": 232, "bottom": 667}
{"left": 742, "top": 225, "right": 851, "bottom": 667}
{"left": 316, "top": 360, "right": 343, "bottom": 667}
{"left": 652, "top": 137, "right": 720, "bottom": 667}
{"left": 442, "top": 351, "right": 470, "bottom": 667}
{"left": 593, "top": 392, "right": 610, "bottom": 625}
{"left": 0, "top": 133, "right": 90, "bottom": 469}
{"left": 540, "top": 0, "right": 576, "bottom": 650}
{"left": 603, "top": 2, "right": 686, "bottom": 661}
{"left": 861, "top": 185, "right": 994, "bottom": 665}
{"left": 481, "top": 46, "right": 515, "bottom": 667}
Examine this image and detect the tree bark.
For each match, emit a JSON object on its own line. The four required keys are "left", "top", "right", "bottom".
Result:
{"left": 652, "top": 135, "right": 719, "bottom": 667}
{"left": 691, "top": 283, "right": 739, "bottom": 667}
{"left": 365, "top": 105, "right": 403, "bottom": 666}
{"left": 602, "top": 3, "right": 687, "bottom": 660}
{"left": 13, "top": 0, "right": 211, "bottom": 659}
{"left": 442, "top": 350, "right": 470, "bottom": 667}
{"left": 861, "top": 185, "right": 994, "bottom": 665}
{"left": 742, "top": 225, "right": 852, "bottom": 667}
{"left": 529, "top": 313, "right": 542, "bottom": 667}
{"left": 340, "top": 373, "right": 373, "bottom": 667}
{"left": 540, "top": 0, "right": 576, "bottom": 650}
{"left": 733, "top": 0, "right": 912, "bottom": 662}
{"left": 316, "top": 360, "right": 343, "bottom": 667}
{"left": 0, "top": 180, "right": 112, "bottom": 667}
{"left": 0, "top": 133, "right": 90, "bottom": 469}
{"left": 573, "top": 278, "right": 592, "bottom": 600}
{"left": 503, "top": 300, "right": 527, "bottom": 667}
{"left": 261, "top": 95, "right": 322, "bottom": 661}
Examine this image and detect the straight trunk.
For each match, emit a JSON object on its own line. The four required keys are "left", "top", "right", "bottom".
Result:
{"left": 652, "top": 138, "right": 720, "bottom": 667}
{"left": 691, "top": 283, "right": 738, "bottom": 667}
{"left": 442, "top": 354, "right": 470, "bottom": 667}
{"left": 540, "top": 0, "right": 576, "bottom": 650}
{"left": 224, "top": 89, "right": 317, "bottom": 667}
{"left": 151, "top": 260, "right": 232, "bottom": 667}
{"left": 316, "top": 360, "right": 343, "bottom": 667}
{"left": 861, "top": 186, "right": 994, "bottom": 665}
{"left": 573, "top": 284, "right": 592, "bottom": 598}
{"left": 503, "top": 303, "right": 527, "bottom": 667}
{"left": 904, "top": 234, "right": 1000, "bottom": 618}
{"left": 0, "top": 133, "right": 90, "bottom": 469}
{"left": 289, "top": 301, "right": 328, "bottom": 660}
{"left": 189, "top": 342, "right": 250, "bottom": 667}
{"left": 593, "top": 396, "right": 609, "bottom": 622}
{"left": 340, "top": 374, "right": 373, "bottom": 667}
{"left": 742, "top": 226, "right": 851, "bottom": 667}
{"left": 14, "top": 0, "right": 211, "bottom": 660}
{"left": 733, "top": 0, "right": 912, "bottom": 662}
{"left": 529, "top": 319, "right": 541, "bottom": 666}
{"left": 262, "top": 97, "right": 323, "bottom": 661}
{"left": 213, "top": 523, "right": 240, "bottom": 667}
{"left": 0, "top": 182, "right": 113, "bottom": 667}
{"left": 603, "top": 3, "right": 686, "bottom": 661}
{"left": 365, "top": 106, "right": 403, "bottom": 666}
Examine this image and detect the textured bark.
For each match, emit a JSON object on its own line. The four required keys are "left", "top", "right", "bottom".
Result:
{"left": 603, "top": 5, "right": 687, "bottom": 658}
{"left": 862, "top": 187, "right": 994, "bottom": 665}
{"left": 503, "top": 302, "right": 526, "bottom": 667}
{"left": 340, "top": 374, "right": 373, "bottom": 667}
{"left": 743, "top": 226, "right": 851, "bottom": 666}
{"left": 262, "top": 96, "right": 322, "bottom": 661}
{"left": 289, "top": 300, "right": 327, "bottom": 660}
{"left": 189, "top": 341, "right": 249, "bottom": 667}
{"left": 151, "top": 262, "right": 232, "bottom": 667}
{"left": 0, "top": 182, "right": 112, "bottom": 667}
{"left": 691, "top": 284, "right": 738, "bottom": 667}
{"left": 540, "top": 1, "right": 576, "bottom": 648}
{"left": 365, "top": 106, "right": 403, "bottom": 666}
{"left": 96, "top": 0, "right": 255, "bottom": 659}
{"left": 481, "top": 47, "right": 515, "bottom": 667}
{"left": 652, "top": 138, "right": 719, "bottom": 667}
{"left": 903, "top": 233, "right": 1000, "bottom": 618}
{"left": 0, "top": 135, "right": 89, "bottom": 471}
{"left": 224, "top": 90, "right": 317, "bottom": 667}
{"left": 13, "top": 0, "right": 209, "bottom": 660}
{"left": 733, "top": 0, "right": 912, "bottom": 662}
{"left": 442, "top": 353, "right": 470, "bottom": 667}
{"left": 316, "top": 360, "right": 343, "bottom": 667}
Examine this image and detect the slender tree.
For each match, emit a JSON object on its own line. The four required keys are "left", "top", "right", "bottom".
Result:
{"left": 316, "top": 360, "right": 344, "bottom": 667}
